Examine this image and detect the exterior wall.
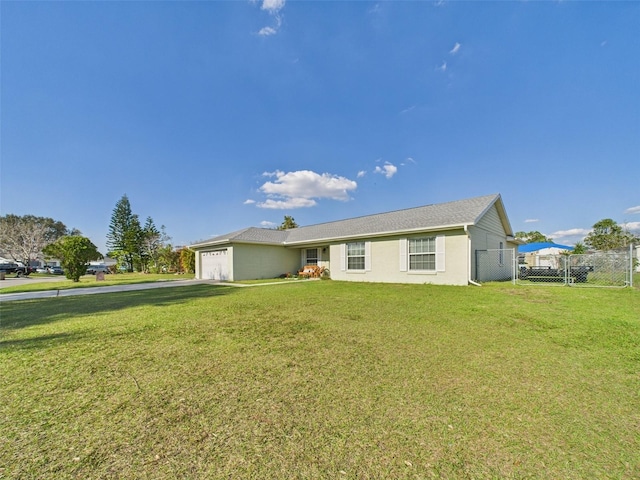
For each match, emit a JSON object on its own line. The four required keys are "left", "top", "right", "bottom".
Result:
{"left": 232, "top": 243, "right": 300, "bottom": 281}
{"left": 476, "top": 205, "right": 505, "bottom": 237}
{"left": 327, "top": 231, "right": 470, "bottom": 286}
{"left": 468, "top": 205, "right": 512, "bottom": 281}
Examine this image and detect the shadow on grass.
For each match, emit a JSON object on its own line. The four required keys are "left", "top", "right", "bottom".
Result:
{"left": 0, "top": 284, "right": 236, "bottom": 333}
{"left": 0, "top": 332, "right": 82, "bottom": 350}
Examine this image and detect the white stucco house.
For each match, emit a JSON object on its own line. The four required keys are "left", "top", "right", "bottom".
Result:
{"left": 190, "top": 193, "right": 520, "bottom": 286}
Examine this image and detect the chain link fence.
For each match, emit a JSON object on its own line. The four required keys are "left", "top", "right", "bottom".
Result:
{"left": 516, "top": 250, "right": 633, "bottom": 288}
{"left": 475, "top": 247, "right": 635, "bottom": 288}
{"left": 475, "top": 249, "right": 516, "bottom": 284}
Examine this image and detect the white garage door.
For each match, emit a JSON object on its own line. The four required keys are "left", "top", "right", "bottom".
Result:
{"left": 201, "top": 249, "right": 229, "bottom": 280}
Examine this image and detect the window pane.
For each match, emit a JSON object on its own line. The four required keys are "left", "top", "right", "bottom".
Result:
{"left": 410, "top": 253, "right": 435, "bottom": 270}
{"left": 348, "top": 256, "right": 365, "bottom": 270}
{"left": 306, "top": 248, "right": 318, "bottom": 265}
{"left": 409, "top": 237, "right": 435, "bottom": 254}
{"left": 347, "top": 242, "right": 365, "bottom": 256}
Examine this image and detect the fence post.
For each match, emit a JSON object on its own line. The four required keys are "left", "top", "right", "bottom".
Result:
{"left": 630, "top": 244, "right": 634, "bottom": 288}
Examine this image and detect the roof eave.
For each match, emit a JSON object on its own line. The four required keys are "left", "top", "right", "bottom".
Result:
{"left": 190, "top": 239, "right": 285, "bottom": 249}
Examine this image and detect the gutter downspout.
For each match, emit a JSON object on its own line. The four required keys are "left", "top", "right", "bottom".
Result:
{"left": 465, "top": 224, "right": 482, "bottom": 286}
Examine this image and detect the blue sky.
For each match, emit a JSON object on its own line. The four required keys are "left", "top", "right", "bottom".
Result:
{"left": 2, "top": 0, "right": 639, "bottom": 254}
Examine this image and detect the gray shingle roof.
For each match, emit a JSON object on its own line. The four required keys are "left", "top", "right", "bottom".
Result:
{"left": 191, "top": 227, "right": 289, "bottom": 247}
{"left": 191, "top": 194, "right": 506, "bottom": 248}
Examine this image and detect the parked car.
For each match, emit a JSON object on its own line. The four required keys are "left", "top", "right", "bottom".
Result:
{"left": 86, "top": 265, "right": 110, "bottom": 275}
{"left": 47, "top": 266, "right": 64, "bottom": 275}
{"left": 36, "top": 266, "right": 49, "bottom": 273}
{"left": 0, "top": 262, "right": 30, "bottom": 277}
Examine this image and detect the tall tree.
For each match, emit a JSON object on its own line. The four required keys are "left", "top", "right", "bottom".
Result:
{"left": 584, "top": 218, "right": 636, "bottom": 251}
{"left": 514, "top": 231, "right": 552, "bottom": 243}
{"left": 0, "top": 214, "right": 76, "bottom": 264}
{"left": 277, "top": 215, "right": 299, "bottom": 230}
{"left": 141, "top": 217, "right": 171, "bottom": 273}
{"left": 43, "top": 235, "right": 101, "bottom": 282}
{"left": 106, "top": 195, "right": 142, "bottom": 272}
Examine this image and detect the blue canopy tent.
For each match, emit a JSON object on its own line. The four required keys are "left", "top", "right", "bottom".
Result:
{"left": 518, "top": 242, "right": 574, "bottom": 253}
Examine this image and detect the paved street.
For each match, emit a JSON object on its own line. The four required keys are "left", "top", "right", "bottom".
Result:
{"left": 0, "top": 278, "right": 232, "bottom": 302}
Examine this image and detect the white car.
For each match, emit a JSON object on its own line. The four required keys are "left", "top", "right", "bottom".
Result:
{"left": 86, "top": 265, "right": 110, "bottom": 275}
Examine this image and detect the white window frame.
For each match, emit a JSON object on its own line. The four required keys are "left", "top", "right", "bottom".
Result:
{"left": 305, "top": 248, "right": 318, "bottom": 265}
{"left": 409, "top": 237, "right": 436, "bottom": 271}
{"left": 400, "top": 235, "right": 445, "bottom": 273}
{"left": 341, "top": 241, "right": 371, "bottom": 271}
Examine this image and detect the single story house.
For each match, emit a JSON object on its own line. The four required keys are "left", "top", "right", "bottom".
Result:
{"left": 190, "top": 193, "right": 520, "bottom": 286}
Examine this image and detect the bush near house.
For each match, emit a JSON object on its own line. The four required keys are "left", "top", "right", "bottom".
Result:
{"left": 1, "top": 282, "right": 638, "bottom": 478}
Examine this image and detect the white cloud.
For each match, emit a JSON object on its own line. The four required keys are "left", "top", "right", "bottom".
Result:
{"left": 400, "top": 105, "right": 416, "bottom": 115}
{"left": 449, "top": 42, "right": 461, "bottom": 55}
{"left": 255, "top": 0, "right": 285, "bottom": 36}
{"left": 260, "top": 220, "right": 277, "bottom": 228}
{"left": 401, "top": 157, "right": 416, "bottom": 166}
{"left": 261, "top": 0, "right": 285, "bottom": 13}
{"left": 357, "top": 170, "right": 367, "bottom": 178}
{"left": 524, "top": 219, "right": 539, "bottom": 223}
{"left": 551, "top": 228, "right": 591, "bottom": 239}
{"left": 258, "top": 198, "right": 317, "bottom": 210}
{"left": 625, "top": 205, "right": 640, "bottom": 214}
{"left": 244, "top": 199, "right": 256, "bottom": 205}
{"left": 256, "top": 169, "right": 358, "bottom": 209}
{"left": 622, "top": 221, "right": 640, "bottom": 233}
{"left": 258, "top": 26, "right": 277, "bottom": 36}
{"left": 374, "top": 162, "right": 398, "bottom": 179}
{"left": 436, "top": 61, "right": 447, "bottom": 72}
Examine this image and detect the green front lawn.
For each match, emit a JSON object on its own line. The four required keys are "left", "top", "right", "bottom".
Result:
{"left": 1, "top": 282, "right": 639, "bottom": 478}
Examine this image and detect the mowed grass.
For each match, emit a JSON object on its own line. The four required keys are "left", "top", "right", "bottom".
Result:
{"left": 1, "top": 282, "right": 639, "bottom": 479}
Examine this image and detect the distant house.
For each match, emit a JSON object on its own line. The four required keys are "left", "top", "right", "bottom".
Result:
{"left": 518, "top": 242, "right": 574, "bottom": 269}
{"left": 190, "top": 194, "right": 519, "bottom": 286}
